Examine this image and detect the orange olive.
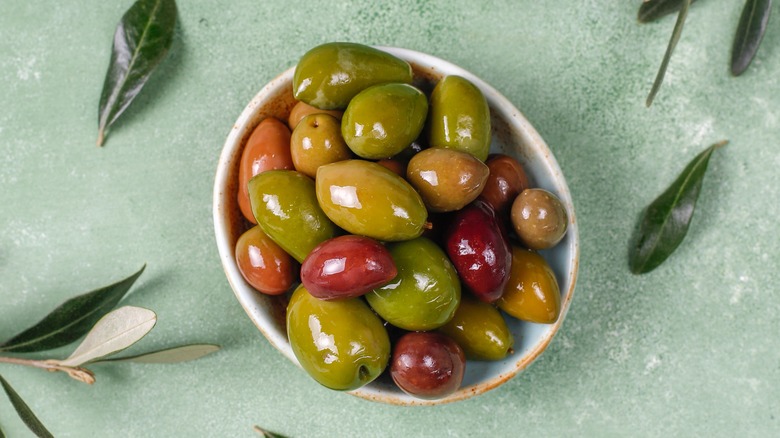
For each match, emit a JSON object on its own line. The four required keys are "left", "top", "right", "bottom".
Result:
{"left": 237, "top": 118, "right": 293, "bottom": 223}
{"left": 235, "top": 226, "right": 296, "bottom": 295}
{"left": 498, "top": 246, "right": 561, "bottom": 324}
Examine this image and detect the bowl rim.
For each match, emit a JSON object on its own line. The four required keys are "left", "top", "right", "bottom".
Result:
{"left": 213, "top": 46, "right": 580, "bottom": 406}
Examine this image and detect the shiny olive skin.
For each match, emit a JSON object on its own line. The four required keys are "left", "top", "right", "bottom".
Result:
{"left": 291, "top": 114, "right": 352, "bottom": 178}
{"left": 341, "top": 83, "right": 428, "bottom": 159}
{"left": 301, "top": 235, "right": 397, "bottom": 300}
{"left": 511, "top": 188, "right": 568, "bottom": 250}
{"left": 238, "top": 118, "right": 294, "bottom": 224}
{"left": 248, "top": 170, "right": 337, "bottom": 263}
{"left": 480, "top": 154, "right": 530, "bottom": 214}
{"left": 391, "top": 332, "right": 465, "bottom": 400}
{"left": 235, "top": 226, "right": 296, "bottom": 295}
{"left": 498, "top": 246, "right": 561, "bottom": 324}
{"left": 315, "top": 160, "right": 427, "bottom": 241}
{"left": 287, "top": 101, "right": 342, "bottom": 130}
{"left": 438, "top": 294, "right": 514, "bottom": 361}
{"left": 287, "top": 285, "right": 390, "bottom": 391}
{"left": 293, "top": 42, "right": 413, "bottom": 110}
{"left": 444, "top": 200, "right": 511, "bottom": 303}
{"left": 407, "top": 148, "right": 489, "bottom": 212}
{"left": 366, "top": 237, "right": 460, "bottom": 331}
{"left": 427, "top": 75, "right": 491, "bottom": 161}
{"left": 376, "top": 158, "right": 407, "bottom": 177}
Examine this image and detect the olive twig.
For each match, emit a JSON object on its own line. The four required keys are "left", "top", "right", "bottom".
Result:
{"left": 0, "top": 356, "right": 95, "bottom": 384}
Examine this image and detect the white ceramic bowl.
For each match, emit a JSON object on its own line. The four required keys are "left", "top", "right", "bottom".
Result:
{"left": 214, "top": 47, "right": 579, "bottom": 405}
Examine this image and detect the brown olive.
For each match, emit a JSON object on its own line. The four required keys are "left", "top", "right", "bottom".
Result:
{"left": 480, "top": 154, "right": 530, "bottom": 214}
{"left": 237, "top": 118, "right": 294, "bottom": 223}
{"left": 290, "top": 114, "right": 352, "bottom": 178}
{"left": 376, "top": 158, "right": 407, "bottom": 177}
{"left": 510, "top": 188, "right": 568, "bottom": 250}
{"left": 287, "top": 101, "right": 343, "bottom": 130}
{"left": 406, "top": 148, "right": 489, "bottom": 212}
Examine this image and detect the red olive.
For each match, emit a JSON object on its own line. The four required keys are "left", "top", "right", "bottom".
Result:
{"left": 237, "top": 118, "right": 294, "bottom": 223}
{"left": 390, "top": 332, "right": 465, "bottom": 400}
{"left": 444, "top": 199, "right": 511, "bottom": 303}
{"left": 301, "top": 235, "right": 397, "bottom": 300}
{"left": 479, "top": 154, "right": 530, "bottom": 214}
{"left": 235, "top": 226, "right": 296, "bottom": 295}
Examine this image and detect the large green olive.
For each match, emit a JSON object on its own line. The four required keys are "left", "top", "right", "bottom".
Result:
{"left": 341, "top": 83, "right": 428, "bottom": 159}
{"left": 292, "top": 42, "right": 413, "bottom": 110}
{"left": 291, "top": 113, "right": 352, "bottom": 178}
{"left": 438, "top": 294, "right": 513, "bottom": 361}
{"left": 427, "top": 75, "right": 491, "bottom": 161}
{"left": 366, "top": 237, "right": 460, "bottom": 331}
{"left": 315, "top": 160, "right": 427, "bottom": 241}
{"left": 248, "top": 170, "right": 337, "bottom": 262}
{"left": 498, "top": 246, "right": 561, "bottom": 324}
{"left": 287, "top": 285, "right": 390, "bottom": 391}
{"left": 406, "top": 148, "right": 489, "bottom": 212}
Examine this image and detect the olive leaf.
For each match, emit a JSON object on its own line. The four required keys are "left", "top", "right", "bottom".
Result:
{"left": 0, "top": 423, "right": 5, "bottom": 438}
{"left": 731, "top": 0, "right": 772, "bottom": 76}
{"left": 97, "top": 0, "right": 178, "bottom": 146}
{"left": 630, "top": 140, "right": 727, "bottom": 274}
{"left": 254, "top": 425, "right": 289, "bottom": 438}
{"left": 93, "top": 343, "right": 220, "bottom": 364}
{"left": 646, "top": 0, "right": 691, "bottom": 107}
{"left": 55, "top": 306, "right": 156, "bottom": 367}
{"left": 0, "top": 265, "right": 146, "bottom": 353}
{"left": 638, "top": 0, "right": 700, "bottom": 23}
{"left": 0, "top": 375, "right": 54, "bottom": 438}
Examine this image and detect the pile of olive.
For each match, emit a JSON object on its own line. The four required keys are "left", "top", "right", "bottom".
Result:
{"left": 234, "top": 43, "right": 568, "bottom": 400}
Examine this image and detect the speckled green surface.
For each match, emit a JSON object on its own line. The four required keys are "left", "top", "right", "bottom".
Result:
{"left": 1, "top": 1, "right": 778, "bottom": 436}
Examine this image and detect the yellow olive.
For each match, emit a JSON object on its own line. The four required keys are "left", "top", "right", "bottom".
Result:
{"left": 498, "top": 246, "right": 561, "bottom": 324}
{"left": 290, "top": 114, "right": 352, "bottom": 178}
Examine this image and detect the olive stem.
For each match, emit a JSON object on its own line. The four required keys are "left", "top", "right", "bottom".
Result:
{"left": 423, "top": 221, "right": 433, "bottom": 230}
{"left": 0, "top": 356, "right": 96, "bottom": 384}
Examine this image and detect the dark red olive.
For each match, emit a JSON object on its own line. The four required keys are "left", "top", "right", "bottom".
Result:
{"left": 390, "top": 332, "right": 465, "bottom": 400}
{"left": 300, "top": 235, "right": 397, "bottom": 300}
{"left": 444, "top": 199, "right": 511, "bottom": 303}
{"left": 479, "top": 154, "right": 530, "bottom": 214}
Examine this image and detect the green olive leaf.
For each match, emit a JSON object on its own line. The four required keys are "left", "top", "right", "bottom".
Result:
{"left": 0, "top": 265, "right": 146, "bottom": 353}
{"left": 630, "top": 140, "right": 727, "bottom": 274}
{"left": 0, "top": 375, "right": 54, "bottom": 438}
{"left": 97, "top": 0, "right": 178, "bottom": 146}
{"left": 93, "top": 343, "right": 220, "bottom": 364}
{"left": 646, "top": 0, "right": 691, "bottom": 107}
{"left": 638, "top": 0, "right": 700, "bottom": 23}
{"left": 55, "top": 306, "right": 156, "bottom": 367}
{"left": 253, "top": 425, "right": 289, "bottom": 438}
{"left": 730, "top": 0, "right": 772, "bottom": 76}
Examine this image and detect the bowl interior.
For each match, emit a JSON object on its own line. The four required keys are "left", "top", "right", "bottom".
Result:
{"left": 213, "top": 47, "right": 579, "bottom": 405}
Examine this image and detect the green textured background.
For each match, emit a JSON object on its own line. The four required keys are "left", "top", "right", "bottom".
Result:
{"left": 1, "top": 1, "right": 778, "bottom": 436}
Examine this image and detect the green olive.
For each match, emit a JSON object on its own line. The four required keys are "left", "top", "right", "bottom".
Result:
{"left": 498, "top": 246, "right": 561, "bottom": 324}
{"left": 406, "top": 148, "right": 489, "bottom": 212}
{"left": 291, "top": 114, "right": 352, "bottom": 178}
{"left": 366, "top": 237, "right": 460, "bottom": 331}
{"left": 341, "top": 83, "right": 428, "bottom": 159}
{"left": 315, "top": 160, "right": 427, "bottom": 241}
{"left": 438, "top": 294, "right": 513, "bottom": 361}
{"left": 293, "top": 42, "right": 413, "bottom": 110}
{"left": 427, "top": 75, "right": 491, "bottom": 161}
{"left": 248, "top": 170, "right": 337, "bottom": 262}
{"left": 510, "top": 188, "right": 568, "bottom": 250}
{"left": 287, "top": 284, "right": 390, "bottom": 391}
